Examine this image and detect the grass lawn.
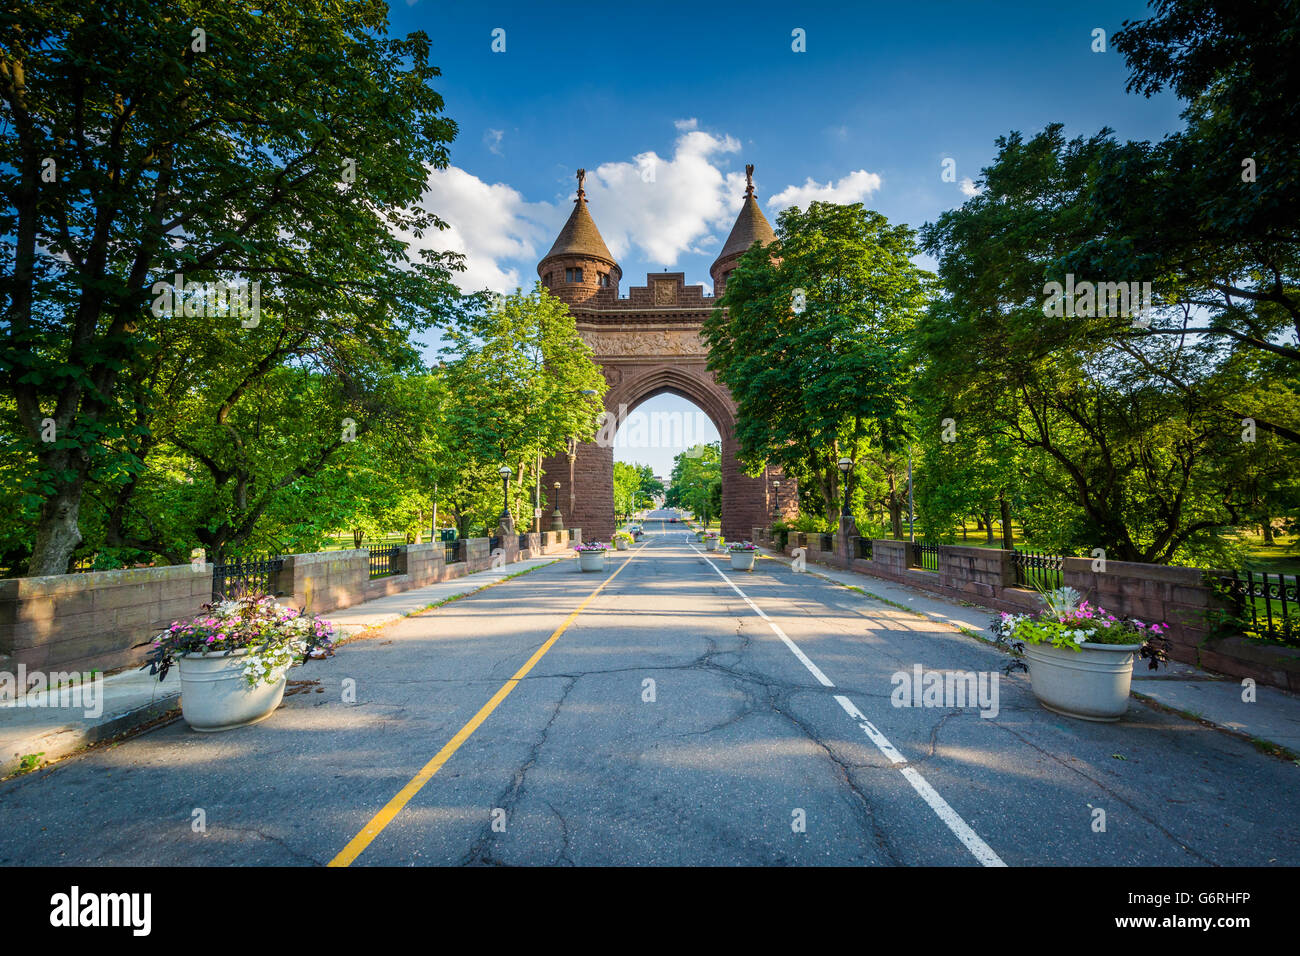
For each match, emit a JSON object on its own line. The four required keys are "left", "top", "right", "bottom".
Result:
{"left": 1220, "top": 531, "right": 1300, "bottom": 576}
{"left": 919, "top": 522, "right": 1299, "bottom": 576}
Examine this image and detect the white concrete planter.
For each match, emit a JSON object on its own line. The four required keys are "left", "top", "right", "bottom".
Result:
{"left": 178, "top": 649, "right": 288, "bottom": 732}
{"left": 706, "top": 538, "right": 722, "bottom": 551}
{"left": 729, "top": 550, "right": 756, "bottom": 571}
{"left": 1022, "top": 639, "right": 1139, "bottom": 722}
{"left": 614, "top": 539, "right": 629, "bottom": 551}
{"left": 578, "top": 550, "right": 606, "bottom": 572}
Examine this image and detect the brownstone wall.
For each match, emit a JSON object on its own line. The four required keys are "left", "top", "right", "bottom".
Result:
{"left": 0, "top": 532, "right": 580, "bottom": 678}
{"left": 275, "top": 550, "right": 369, "bottom": 614}
{"left": 0, "top": 565, "right": 213, "bottom": 675}
{"left": 1063, "top": 558, "right": 1213, "bottom": 666}
{"left": 544, "top": 443, "right": 613, "bottom": 542}
{"left": 751, "top": 531, "right": 1299, "bottom": 692}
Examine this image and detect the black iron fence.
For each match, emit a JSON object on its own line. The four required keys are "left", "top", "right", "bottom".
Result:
{"left": 518, "top": 533, "right": 529, "bottom": 551}
{"left": 368, "top": 544, "right": 400, "bottom": 580}
{"left": 910, "top": 541, "right": 940, "bottom": 572}
{"left": 1215, "top": 570, "right": 1299, "bottom": 645}
{"left": 1013, "top": 549, "right": 1066, "bottom": 591}
{"left": 488, "top": 535, "right": 502, "bottom": 553}
{"left": 568, "top": 529, "right": 576, "bottom": 541}
{"left": 444, "top": 540, "right": 464, "bottom": 564}
{"left": 212, "top": 555, "right": 284, "bottom": 601}
{"left": 855, "top": 537, "right": 873, "bottom": 560}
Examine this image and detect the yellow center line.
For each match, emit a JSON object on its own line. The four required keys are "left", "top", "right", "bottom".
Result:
{"left": 327, "top": 541, "right": 647, "bottom": 867}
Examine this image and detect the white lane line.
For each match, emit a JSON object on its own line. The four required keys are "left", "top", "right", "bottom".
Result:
{"left": 833, "top": 695, "right": 908, "bottom": 765}
{"left": 899, "top": 767, "right": 1005, "bottom": 867}
{"left": 691, "top": 543, "right": 1005, "bottom": 868}
{"left": 692, "top": 546, "right": 835, "bottom": 687}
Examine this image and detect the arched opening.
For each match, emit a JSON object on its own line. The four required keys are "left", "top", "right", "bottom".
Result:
{"left": 612, "top": 392, "right": 721, "bottom": 527}
{"left": 543, "top": 365, "right": 787, "bottom": 542}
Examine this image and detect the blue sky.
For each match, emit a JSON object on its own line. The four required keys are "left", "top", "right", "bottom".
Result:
{"left": 389, "top": 0, "right": 1186, "bottom": 476}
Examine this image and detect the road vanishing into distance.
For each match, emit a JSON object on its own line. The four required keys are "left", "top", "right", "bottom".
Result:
{"left": 2, "top": 511, "right": 1295, "bottom": 866}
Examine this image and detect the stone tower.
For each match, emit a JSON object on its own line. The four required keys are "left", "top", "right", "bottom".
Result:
{"left": 537, "top": 169, "right": 623, "bottom": 308}
{"left": 710, "top": 164, "right": 776, "bottom": 297}
{"left": 540, "top": 166, "right": 796, "bottom": 541}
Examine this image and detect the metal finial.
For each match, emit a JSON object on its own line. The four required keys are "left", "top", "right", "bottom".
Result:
{"left": 576, "top": 168, "right": 586, "bottom": 201}
{"left": 744, "top": 164, "right": 754, "bottom": 198}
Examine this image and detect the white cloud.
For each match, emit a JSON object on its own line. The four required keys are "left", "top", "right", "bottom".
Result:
{"left": 397, "top": 166, "right": 562, "bottom": 294}
{"left": 396, "top": 122, "right": 891, "bottom": 296}
{"left": 959, "top": 177, "right": 983, "bottom": 197}
{"left": 484, "top": 128, "right": 504, "bottom": 156}
{"left": 767, "top": 169, "right": 882, "bottom": 211}
{"left": 580, "top": 124, "right": 743, "bottom": 265}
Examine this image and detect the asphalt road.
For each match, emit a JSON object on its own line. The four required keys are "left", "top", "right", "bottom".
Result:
{"left": 1, "top": 510, "right": 1295, "bottom": 866}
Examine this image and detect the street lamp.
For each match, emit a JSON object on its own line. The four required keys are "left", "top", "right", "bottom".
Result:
{"left": 838, "top": 457, "right": 854, "bottom": 562}
{"left": 837, "top": 458, "right": 852, "bottom": 516}
{"left": 907, "top": 447, "right": 915, "bottom": 542}
{"left": 498, "top": 464, "right": 512, "bottom": 529}
{"left": 551, "top": 481, "right": 564, "bottom": 532}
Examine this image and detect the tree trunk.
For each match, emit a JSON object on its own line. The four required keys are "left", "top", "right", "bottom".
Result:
{"left": 999, "top": 495, "right": 1014, "bottom": 551}
{"left": 983, "top": 510, "right": 994, "bottom": 544}
{"left": 1261, "top": 517, "right": 1275, "bottom": 545}
{"left": 27, "top": 478, "right": 86, "bottom": 575}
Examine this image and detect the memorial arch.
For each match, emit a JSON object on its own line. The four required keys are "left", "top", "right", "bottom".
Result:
{"left": 539, "top": 166, "right": 798, "bottom": 540}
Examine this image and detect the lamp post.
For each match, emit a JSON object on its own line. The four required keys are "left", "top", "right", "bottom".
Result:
{"left": 498, "top": 464, "right": 513, "bottom": 531}
{"left": 551, "top": 481, "right": 564, "bottom": 532}
{"left": 907, "top": 447, "right": 915, "bottom": 542}
{"left": 837, "top": 458, "right": 852, "bottom": 516}
{"left": 838, "top": 457, "right": 854, "bottom": 562}
{"left": 772, "top": 479, "right": 781, "bottom": 521}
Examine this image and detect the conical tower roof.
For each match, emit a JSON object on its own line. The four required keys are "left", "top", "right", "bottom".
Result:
{"left": 714, "top": 164, "right": 775, "bottom": 267}
{"left": 541, "top": 169, "right": 617, "bottom": 266}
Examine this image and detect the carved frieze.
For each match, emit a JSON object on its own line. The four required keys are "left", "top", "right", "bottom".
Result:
{"left": 580, "top": 328, "right": 707, "bottom": 358}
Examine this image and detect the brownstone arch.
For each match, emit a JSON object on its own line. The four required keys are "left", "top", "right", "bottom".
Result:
{"left": 540, "top": 166, "right": 798, "bottom": 541}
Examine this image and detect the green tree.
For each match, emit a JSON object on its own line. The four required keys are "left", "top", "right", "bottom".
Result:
{"left": 441, "top": 286, "right": 605, "bottom": 533}
{"left": 918, "top": 125, "right": 1278, "bottom": 565}
{"left": 668, "top": 444, "right": 722, "bottom": 528}
{"left": 1, "top": 0, "right": 462, "bottom": 573}
{"left": 703, "top": 202, "right": 930, "bottom": 525}
{"left": 612, "top": 462, "right": 642, "bottom": 523}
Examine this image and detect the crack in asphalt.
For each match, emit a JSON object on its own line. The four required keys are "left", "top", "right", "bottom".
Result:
{"left": 986, "top": 719, "right": 1216, "bottom": 865}
{"left": 765, "top": 685, "right": 904, "bottom": 865}
{"left": 218, "top": 824, "right": 325, "bottom": 866}
{"left": 544, "top": 798, "right": 575, "bottom": 866}
{"left": 458, "top": 674, "right": 578, "bottom": 866}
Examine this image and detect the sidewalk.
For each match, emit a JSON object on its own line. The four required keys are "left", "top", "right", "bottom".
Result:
{"left": 757, "top": 547, "right": 1300, "bottom": 757}
{"left": 0, "top": 554, "right": 564, "bottom": 777}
